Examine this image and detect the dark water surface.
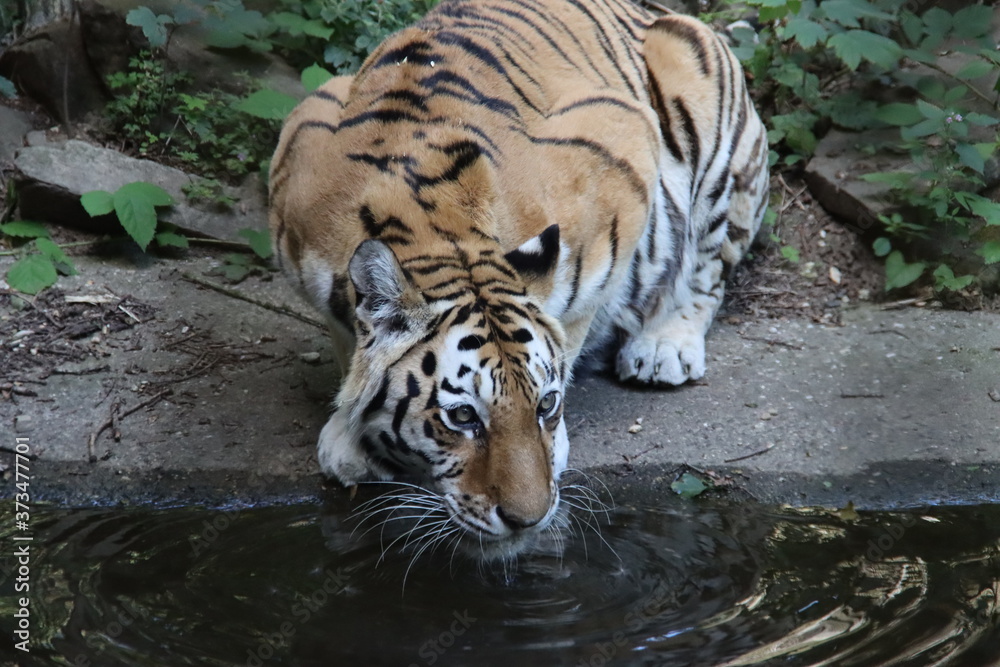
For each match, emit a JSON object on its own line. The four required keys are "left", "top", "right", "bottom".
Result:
{"left": 2, "top": 493, "right": 998, "bottom": 667}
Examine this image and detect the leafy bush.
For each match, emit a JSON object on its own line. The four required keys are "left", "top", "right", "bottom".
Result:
{"left": 268, "top": 0, "right": 439, "bottom": 72}
{"left": 729, "top": 0, "right": 1000, "bottom": 291}
{"left": 104, "top": 53, "right": 281, "bottom": 181}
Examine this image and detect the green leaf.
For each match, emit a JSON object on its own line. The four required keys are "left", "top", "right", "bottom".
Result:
{"left": 861, "top": 171, "right": 914, "bottom": 188}
{"left": 80, "top": 190, "right": 115, "bottom": 217}
{"left": 978, "top": 241, "right": 1000, "bottom": 264}
{"left": 671, "top": 472, "right": 709, "bottom": 499}
{"left": 943, "top": 85, "right": 969, "bottom": 105}
{"left": 933, "top": 264, "right": 974, "bottom": 291}
{"left": 874, "top": 103, "right": 923, "bottom": 126}
{"left": 828, "top": 94, "right": 878, "bottom": 130}
{"left": 0, "top": 220, "right": 49, "bottom": 238}
{"left": 828, "top": 30, "right": 902, "bottom": 71}
{"left": 954, "top": 59, "right": 994, "bottom": 81}
{"left": 7, "top": 254, "right": 58, "bottom": 294}
{"left": 783, "top": 17, "right": 828, "bottom": 49}
{"left": 922, "top": 7, "right": 952, "bottom": 33}
{"left": 780, "top": 245, "right": 800, "bottom": 263}
{"left": 955, "top": 142, "right": 985, "bottom": 173}
{"left": 112, "top": 182, "right": 173, "bottom": 251}
{"left": 915, "top": 76, "right": 946, "bottom": 100}
{"left": 784, "top": 126, "right": 817, "bottom": 155}
{"left": 884, "top": 250, "right": 926, "bottom": 291}
{"left": 301, "top": 64, "right": 334, "bottom": 93}
{"left": 824, "top": 0, "right": 893, "bottom": 25}
{"left": 126, "top": 6, "right": 172, "bottom": 48}
{"left": 237, "top": 228, "right": 273, "bottom": 260}
{"left": 952, "top": 5, "right": 993, "bottom": 39}
{"left": 324, "top": 44, "right": 352, "bottom": 68}
{"left": 0, "top": 75, "right": 16, "bottom": 99}
{"left": 902, "top": 48, "right": 937, "bottom": 65}
{"left": 916, "top": 99, "right": 945, "bottom": 120}
{"left": 820, "top": 0, "right": 865, "bottom": 27}
{"left": 900, "top": 117, "right": 941, "bottom": 139}
{"left": 965, "top": 195, "right": 1000, "bottom": 225}
{"left": 872, "top": 237, "right": 892, "bottom": 257}
{"left": 964, "top": 112, "right": 1000, "bottom": 126}
{"left": 118, "top": 181, "right": 174, "bottom": 207}
{"left": 34, "top": 237, "right": 67, "bottom": 263}
{"left": 237, "top": 89, "right": 298, "bottom": 120}
{"left": 155, "top": 231, "right": 189, "bottom": 248}
{"left": 899, "top": 11, "right": 923, "bottom": 45}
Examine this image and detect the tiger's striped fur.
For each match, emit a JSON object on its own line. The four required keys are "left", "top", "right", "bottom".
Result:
{"left": 268, "top": 0, "right": 768, "bottom": 558}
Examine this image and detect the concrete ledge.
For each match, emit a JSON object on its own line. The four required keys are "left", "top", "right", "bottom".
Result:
{"left": 2, "top": 254, "right": 998, "bottom": 509}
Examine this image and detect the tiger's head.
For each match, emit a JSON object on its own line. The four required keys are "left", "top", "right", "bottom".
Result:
{"left": 320, "top": 225, "right": 571, "bottom": 559}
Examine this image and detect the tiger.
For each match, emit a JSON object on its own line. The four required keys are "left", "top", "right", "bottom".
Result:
{"left": 268, "top": 0, "right": 768, "bottom": 559}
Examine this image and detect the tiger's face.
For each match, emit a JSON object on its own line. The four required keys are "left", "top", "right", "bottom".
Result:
{"left": 320, "top": 237, "right": 570, "bottom": 559}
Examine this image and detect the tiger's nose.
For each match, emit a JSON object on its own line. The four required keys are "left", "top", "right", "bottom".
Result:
{"left": 496, "top": 505, "right": 542, "bottom": 530}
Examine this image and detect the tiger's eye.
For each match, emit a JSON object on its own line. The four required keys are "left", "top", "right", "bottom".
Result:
{"left": 452, "top": 405, "right": 476, "bottom": 424}
{"left": 538, "top": 391, "right": 557, "bottom": 414}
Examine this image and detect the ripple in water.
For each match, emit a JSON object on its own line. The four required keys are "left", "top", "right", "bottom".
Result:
{"left": 2, "top": 495, "right": 998, "bottom": 666}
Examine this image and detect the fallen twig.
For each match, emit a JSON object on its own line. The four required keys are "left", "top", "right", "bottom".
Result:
{"left": 738, "top": 334, "right": 805, "bottom": 350}
{"left": 881, "top": 298, "right": 921, "bottom": 310}
{"left": 180, "top": 272, "right": 325, "bottom": 330}
{"left": 869, "top": 328, "right": 910, "bottom": 340}
{"left": 840, "top": 391, "right": 884, "bottom": 399}
{"left": 87, "top": 390, "right": 171, "bottom": 463}
{"left": 724, "top": 443, "right": 775, "bottom": 463}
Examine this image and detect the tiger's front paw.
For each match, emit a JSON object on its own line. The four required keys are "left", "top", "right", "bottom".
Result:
{"left": 616, "top": 326, "right": 706, "bottom": 386}
{"left": 316, "top": 411, "right": 372, "bottom": 486}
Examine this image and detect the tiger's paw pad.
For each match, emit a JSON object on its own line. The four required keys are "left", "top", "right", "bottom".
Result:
{"left": 616, "top": 329, "right": 706, "bottom": 386}
{"left": 317, "top": 413, "right": 371, "bottom": 486}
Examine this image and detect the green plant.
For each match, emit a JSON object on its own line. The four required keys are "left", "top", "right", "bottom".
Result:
{"left": 267, "top": 0, "right": 440, "bottom": 73}
{"left": 104, "top": 53, "right": 281, "bottom": 180}
{"left": 2, "top": 221, "right": 77, "bottom": 295}
{"left": 182, "top": 177, "right": 236, "bottom": 208}
{"left": 209, "top": 228, "right": 273, "bottom": 282}
{"left": 105, "top": 52, "right": 189, "bottom": 156}
{"left": 81, "top": 181, "right": 179, "bottom": 251}
{"left": 729, "top": 0, "right": 1000, "bottom": 292}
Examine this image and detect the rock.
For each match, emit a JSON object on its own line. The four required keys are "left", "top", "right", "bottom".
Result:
{"left": 14, "top": 414, "right": 34, "bottom": 433}
{"left": 0, "top": 106, "right": 33, "bottom": 166}
{"left": 77, "top": 0, "right": 304, "bottom": 98}
{"left": 13, "top": 139, "right": 267, "bottom": 244}
{"left": 298, "top": 352, "right": 321, "bottom": 364}
{"left": 78, "top": 0, "right": 145, "bottom": 85}
{"left": 22, "top": 0, "right": 73, "bottom": 31}
{"left": 0, "top": 20, "right": 110, "bottom": 124}
{"left": 803, "top": 129, "right": 906, "bottom": 237}
{"left": 3, "top": 0, "right": 304, "bottom": 129}
{"left": 807, "top": 127, "right": 1000, "bottom": 294}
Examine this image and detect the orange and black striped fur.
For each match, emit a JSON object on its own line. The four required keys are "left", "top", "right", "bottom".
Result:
{"left": 269, "top": 0, "right": 767, "bottom": 558}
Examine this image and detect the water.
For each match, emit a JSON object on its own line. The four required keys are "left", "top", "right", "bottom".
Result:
{"left": 2, "top": 492, "right": 998, "bottom": 666}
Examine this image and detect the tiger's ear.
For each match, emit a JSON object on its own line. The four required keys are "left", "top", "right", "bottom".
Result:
{"left": 504, "top": 224, "right": 560, "bottom": 281}
{"left": 349, "top": 239, "right": 422, "bottom": 336}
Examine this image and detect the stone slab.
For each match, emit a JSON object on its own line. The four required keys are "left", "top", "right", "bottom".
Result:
{"left": 13, "top": 139, "right": 267, "bottom": 244}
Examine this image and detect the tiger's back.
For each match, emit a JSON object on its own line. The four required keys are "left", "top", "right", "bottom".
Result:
{"left": 268, "top": 0, "right": 767, "bottom": 559}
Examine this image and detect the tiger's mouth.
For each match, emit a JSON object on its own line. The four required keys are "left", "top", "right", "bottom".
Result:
{"left": 352, "top": 482, "right": 567, "bottom": 562}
